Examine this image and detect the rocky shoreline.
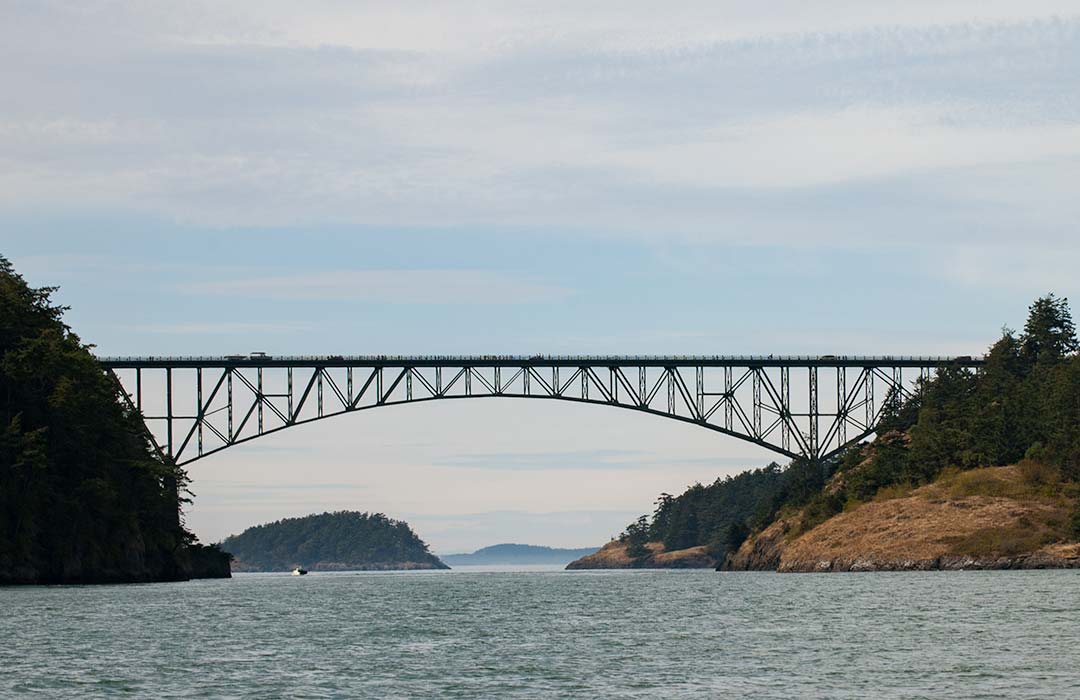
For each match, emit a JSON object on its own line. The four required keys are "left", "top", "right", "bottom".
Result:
{"left": 2, "top": 543, "right": 232, "bottom": 585}
{"left": 723, "top": 465, "right": 1080, "bottom": 573}
{"left": 725, "top": 545, "right": 1080, "bottom": 573}
{"left": 570, "top": 465, "right": 1080, "bottom": 574}
{"left": 565, "top": 541, "right": 715, "bottom": 569}
{"left": 231, "top": 559, "right": 448, "bottom": 572}
{"left": 184, "top": 544, "right": 233, "bottom": 579}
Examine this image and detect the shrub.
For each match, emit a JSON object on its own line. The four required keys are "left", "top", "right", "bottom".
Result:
{"left": 873, "top": 483, "right": 915, "bottom": 501}
{"left": 796, "top": 492, "right": 844, "bottom": 535}
{"left": 704, "top": 521, "right": 750, "bottom": 559}
{"left": 946, "top": 525, "right": 1050, "bottom": 557}
{"left": 1018, "top": 459, "right": 1059, "bottom": 486}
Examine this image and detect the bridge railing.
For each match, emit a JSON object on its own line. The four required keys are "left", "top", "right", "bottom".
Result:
{"left": 98, "top": 354, "right": 983, "bottom": 364}
{"left": 101, "top": 352, "right": 984, "bottom": 465}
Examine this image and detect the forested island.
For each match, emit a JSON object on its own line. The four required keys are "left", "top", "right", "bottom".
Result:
{"left": 222, "top": 511, "right": 448, "bottom": 571}
{"left": 0, "top": 256, "right": 230, "bottom": 584}
{"left": 569, "top": 295, "right": 1080, "bottom": 572}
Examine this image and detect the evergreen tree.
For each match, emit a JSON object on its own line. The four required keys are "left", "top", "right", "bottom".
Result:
{"left": 621, "top": 515, "right": 651, "bottom": 558}
{"left": 1022, "top": 294, "right": 1078, "bottom": 365}
{"left": 620, "top": 294, "right": 1080, "bottom": 553}
{"left": 0, "top": 255, "right": 212, "bottom": 583}
{"left": 221, "top": 511, "right": 446, "bottom": 571}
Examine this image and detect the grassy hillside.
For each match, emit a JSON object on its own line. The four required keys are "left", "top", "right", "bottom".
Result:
{"left": 727, "top": 463, "right": 1079, "bottom": 571}
{"left": 613, "top": 294, "right": 1080, "bottom": 570}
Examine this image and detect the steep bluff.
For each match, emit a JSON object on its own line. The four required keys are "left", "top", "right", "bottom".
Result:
{"left": 1, "top": 255, "right": 229, "bottom": 585}
{"left": 724, "top": 465, "right": 1080, "bottom": 572}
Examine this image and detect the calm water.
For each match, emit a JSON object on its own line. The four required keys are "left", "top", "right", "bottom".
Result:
{"left": 4, "top": 569, "right": 1079, "bottom": 698}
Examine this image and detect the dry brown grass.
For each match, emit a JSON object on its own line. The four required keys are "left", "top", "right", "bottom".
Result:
{"left": 941, "top": 523, "right": 1056, "bottom": 557}
{"left": 924, "top": 463, "right": 1064, "bottom": 503}
{"left": 775, "top": 464, "right": 1077, "bottom": 570}
{"left": 1018, "top": 459, "right": 1061, "bottom": 486}
{"left": 873, "top": 482, "right": 916, "bottom": 502}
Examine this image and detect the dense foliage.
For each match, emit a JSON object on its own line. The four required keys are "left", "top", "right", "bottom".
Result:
{"left": 221, "top": 511, "right": 448, "bottom": 571}
{"left": 621, "top": 456, "right": 838, "bottom": 560}
{"left": 621, "top": 294, "right": 1080, "bottom": 560}
{"left": 846, "top": 294, "right": 1080, "bottom": 495}
{"left": 0, "top": 255, "right": 222, "bottom": 584}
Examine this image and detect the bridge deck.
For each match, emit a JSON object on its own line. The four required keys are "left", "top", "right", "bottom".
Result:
{"left": 101, "top": 353, "right": 984, "bottom": 464}
{"left": 98, "top": 354, "right": 984, "bottom": 369}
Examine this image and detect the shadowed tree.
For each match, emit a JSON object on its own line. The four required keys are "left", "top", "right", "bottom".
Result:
{"left": 1022, "top": 294, "right": 1078, "bottom": 366}
{"left": 0, "top": 255, "right": 226, "bottom": 583}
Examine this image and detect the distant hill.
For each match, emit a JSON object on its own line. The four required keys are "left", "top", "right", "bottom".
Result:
{"left": 441, "top": 543, "right": 600, "bottom": 566}
{"left": 221, "top": 511, "right": 448, "bottom": 572}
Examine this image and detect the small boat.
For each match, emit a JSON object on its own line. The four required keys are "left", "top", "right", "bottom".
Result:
{"left": 291, "top": 567, "right": 308, "bottom": 576}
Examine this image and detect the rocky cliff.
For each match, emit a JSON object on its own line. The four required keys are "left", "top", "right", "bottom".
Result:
{"left": 724, "top": 464, "right": 1080, "bottom": 572}
{"left": 183, "top": 544, "right": 233, "bottom": 579}
{"left": 566, "top": 540, "right": 715, "bottom": 569}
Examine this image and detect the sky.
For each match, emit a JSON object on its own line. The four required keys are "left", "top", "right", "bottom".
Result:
{"left": 3, "top": 1, "right": 1079, "bottom": 553}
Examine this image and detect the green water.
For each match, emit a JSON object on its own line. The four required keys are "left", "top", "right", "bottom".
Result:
{"left": 4, "top": 569, "right": 1079, "bottom": 698}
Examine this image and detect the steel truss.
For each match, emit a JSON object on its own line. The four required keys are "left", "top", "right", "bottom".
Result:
{"left": 100, "top": 355, "right": 982, "bottom": 466}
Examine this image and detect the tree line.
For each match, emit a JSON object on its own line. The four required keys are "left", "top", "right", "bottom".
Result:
{"left": 621, "top": 294, "right": 1080, "bottom": 560}
{"left": 0, "top": 255, "right": 227, "bottom": 584}
{"left": 221, "top": 510, "right": 448, "bottom": 571}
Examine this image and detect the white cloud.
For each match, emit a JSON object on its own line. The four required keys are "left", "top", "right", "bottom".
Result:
{"left": 434, "top": 449, "right": 754, "bottom": 470}
{"left": 184, "top": 269, "right": 572, "bottom": 304}
{"left": 25, "top": 1, "right": 1074, "bottom": 52}
{"left": 131, "top": 321, "right": 315, "bottom": 335}
{"left": 2, "top": 5, "right": 1078, "bottom": 250}
{"left": 8, "top": 3, "right": 1079, "bottom": 552}
{"left": 935, "top": 243, "right": 1080, "bottom": 293}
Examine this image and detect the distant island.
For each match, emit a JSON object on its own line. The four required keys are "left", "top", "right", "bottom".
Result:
{"left": 569, "top": 294, "right": 1080, "bottom": 572}
{"left": 221, "top": 511, "right": 449, "bottom": 572}
{"left": 442, "top": 543, "right": 600, "bottom": 566}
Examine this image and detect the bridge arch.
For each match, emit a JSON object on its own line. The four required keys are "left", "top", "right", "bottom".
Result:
{"left": 101, "top": 354, "right": 982, "bottom": 467}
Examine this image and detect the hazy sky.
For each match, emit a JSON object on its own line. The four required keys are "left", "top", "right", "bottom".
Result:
{"left": 3, "top": 2, "right": 1079, "bottom": 552}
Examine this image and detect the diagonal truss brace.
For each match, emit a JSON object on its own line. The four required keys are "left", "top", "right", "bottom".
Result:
{"left": 104, "top": 358, "right": 973, "bottom": 466}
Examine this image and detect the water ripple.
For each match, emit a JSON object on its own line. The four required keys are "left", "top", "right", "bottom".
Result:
{"left": 3, "top": 569, "right": 1079, "bottom": 698}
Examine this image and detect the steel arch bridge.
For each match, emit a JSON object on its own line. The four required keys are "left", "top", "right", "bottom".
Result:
{"left": 100, "top": 354, "right": 983, "bottom": 467}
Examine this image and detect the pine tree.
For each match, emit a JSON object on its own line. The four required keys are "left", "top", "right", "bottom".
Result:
{"left": 1022, "top": 294, "right": 1078, "bottom": 365}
